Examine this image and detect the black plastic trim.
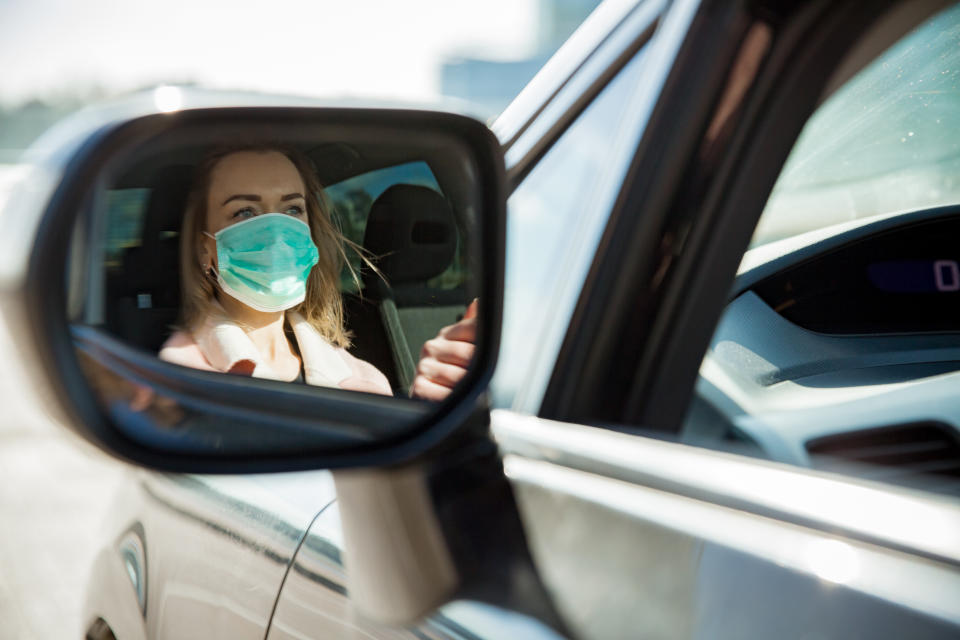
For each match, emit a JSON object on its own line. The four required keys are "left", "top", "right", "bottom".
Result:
{"left": 73, "top": 325, "right": 424, "bottom": 447}
{"left": 539, "top": 0, "right": 753, "bottom": 424}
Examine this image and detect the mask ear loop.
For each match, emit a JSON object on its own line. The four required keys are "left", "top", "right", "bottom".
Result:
{"left": 202, "top": 231, "right": 220, "bottom": 283}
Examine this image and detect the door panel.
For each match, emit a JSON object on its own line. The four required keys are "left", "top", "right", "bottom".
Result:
{"left": 268, "top": 499, "right": 566, "bottom": 640}
{"left": 139, "top": 471, "right": 335, "bottom": 640}
{"left": 265, "top": 499, "right": 432, "bottom": 640}
{"left": 495, "top": 411, "right": 960, "bottom": 639}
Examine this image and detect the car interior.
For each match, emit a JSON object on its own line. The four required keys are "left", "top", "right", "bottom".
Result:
{"left": 677, "top": 4, "right": 960, "bottom": 499}
{"left": 684, "top": 207, "right": 960, "bottom": 498}
{"left": 96, "top": 142, "right": 479, "bottom": 396}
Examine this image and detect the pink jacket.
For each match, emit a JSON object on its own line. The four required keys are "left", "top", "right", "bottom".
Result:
{"left": 159, "top": 310, "right": 392, "bottom": 395}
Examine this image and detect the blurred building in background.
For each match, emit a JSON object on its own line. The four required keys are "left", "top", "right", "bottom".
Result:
{"left": 441, "top": 0, "right": 600, "bottom": 119}
{"left": 0, "top": 99, "right": 76, "bottom": 164}
{"left": 0, "top": 0, "right": 601, "bottom": 164}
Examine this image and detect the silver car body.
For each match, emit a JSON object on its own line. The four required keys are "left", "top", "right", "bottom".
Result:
{"left": 5, "top": 0, "right": 946, "bottom": 637}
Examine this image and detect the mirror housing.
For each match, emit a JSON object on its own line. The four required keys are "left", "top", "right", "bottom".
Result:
{"left": 0, "top": 100, "right": 505, "bottom": 473}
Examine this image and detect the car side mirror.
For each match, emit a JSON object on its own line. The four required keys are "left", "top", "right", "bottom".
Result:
{"left": 0, "top": 102, "right": 505, "bottom": 473}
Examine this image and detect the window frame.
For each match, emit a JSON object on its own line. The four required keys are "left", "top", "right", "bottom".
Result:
{"left": 537, "top": 0, "right": 944, "bottom": 434}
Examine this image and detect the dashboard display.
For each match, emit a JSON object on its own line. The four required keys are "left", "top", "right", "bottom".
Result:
{"left": 868, "top": 259, "right": 960, "bottom": 294}
{"left": 753, "top": 216, "right": 960, "bottom": 335}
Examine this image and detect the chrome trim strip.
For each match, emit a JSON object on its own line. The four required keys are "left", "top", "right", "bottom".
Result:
{"left": 491, "top": 410, "right": 960, "bottom": 566}
{"left": 498, "top": 0, "right": 665, "bottom": 186}
{"left": 493, "top": 0, "right": 640, "bottom": 149}
{"left": 504, "top": 455, "right": 960, "bottom": 626}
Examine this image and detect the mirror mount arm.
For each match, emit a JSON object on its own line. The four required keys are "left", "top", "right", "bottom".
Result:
{"left": 334, "top": 402, "right": 570, "bottom": 633}
{"left": 333, "top": 464, "right": 457, "bottom": 625}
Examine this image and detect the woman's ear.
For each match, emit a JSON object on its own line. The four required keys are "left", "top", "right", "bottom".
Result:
{"left": 199, "top": 234, "right": 217, "bottom": 270}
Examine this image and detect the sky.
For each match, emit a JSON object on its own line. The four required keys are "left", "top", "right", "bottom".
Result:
{"left": 0, "top": 0, "right": 540, "bottom": 107}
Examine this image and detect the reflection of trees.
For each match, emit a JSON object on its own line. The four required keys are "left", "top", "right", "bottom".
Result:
{"left": 426, "top": 243, "right": 466, "bottom": 290}
{"left": 0, "top": 83, "right": 195, "bottom": 163}
{"left": 332, "top": 188, "right": 374, "bottom": 291}
{"left": 105, "top": 189, "right": 151, "bottom": 265}
{"left": 0, "top": 99, "right": 80, "bottom": 163}
{"left": 333, "top": 188, "right": 373, "bottom": 244}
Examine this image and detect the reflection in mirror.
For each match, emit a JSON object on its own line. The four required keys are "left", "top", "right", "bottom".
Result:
{"left": 66, "top": 114, "right": 487, "bottom": 455}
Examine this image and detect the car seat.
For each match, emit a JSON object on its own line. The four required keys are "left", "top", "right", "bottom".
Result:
{"left": 352, "top": 184, "right": 466, "bottom": 392}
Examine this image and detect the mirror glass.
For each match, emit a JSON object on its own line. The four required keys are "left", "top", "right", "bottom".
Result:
{"left": 66, "top": 111, "right": 490, "bottom": 456}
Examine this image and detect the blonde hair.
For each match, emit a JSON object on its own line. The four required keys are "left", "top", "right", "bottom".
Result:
{"left": 178, "top": 145, "right": 356, "bottom": 347}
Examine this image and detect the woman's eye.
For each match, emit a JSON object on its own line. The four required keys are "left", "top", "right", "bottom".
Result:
{"left": 284, "top": 205, "right": 305, "bottom": 217}
{"left": 232, "top": 207, "right": 255, "bottom": 220}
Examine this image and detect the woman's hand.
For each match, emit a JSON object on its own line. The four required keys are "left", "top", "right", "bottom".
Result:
{"left": 411, "top": 300, "right": 477, "bottom": 401}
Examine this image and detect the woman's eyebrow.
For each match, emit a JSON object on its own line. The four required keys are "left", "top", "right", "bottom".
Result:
{"left": 222, "top": 194, "right": 260, "bottom": 205}
{"left": 281, "top": 193, "right": 305, "bottom": 201}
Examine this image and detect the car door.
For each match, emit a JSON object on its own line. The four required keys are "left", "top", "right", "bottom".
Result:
{"left": 487, "top": 0, "right": 960, "bottom": 638}
{"left": 269, "top": 1, "right": 958, "bottom": 638}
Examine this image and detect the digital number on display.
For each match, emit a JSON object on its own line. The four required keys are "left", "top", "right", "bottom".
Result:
{"left": 868, "top": 259, "right": 960, "bottom": 294}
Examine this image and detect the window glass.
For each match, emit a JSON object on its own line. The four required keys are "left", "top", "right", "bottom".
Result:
{"left": 100, "top": 163, "right": 448, "bottom": 287}
{"left": 752, "top": 5, "right": 960, "bottom": 251}
{"left": 96, "top": 160, "right": 464, "bottom": 372}
{"left": 492, "top": 47, "right": 653, "bottom": 410}
{"left": 688, "top": 7, "right": 960, "bottom": 498}
{"left": 103, "top": 188, "right": 150, "bottom": 266}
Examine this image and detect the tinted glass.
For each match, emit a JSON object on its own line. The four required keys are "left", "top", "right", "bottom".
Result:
{"left": 492, "top": 48, "right": 653, "bottom": 410}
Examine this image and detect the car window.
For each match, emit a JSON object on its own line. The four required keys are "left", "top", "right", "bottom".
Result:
{"left": 324, "top": 161, "right": 450, "bottom": 293}
{"left": 101, "top": 162, "right": 449, "bottom": 293}
{"left": 103, "top": 188, "right": 150, "bottom": 266}
{"left": 750, "top": 5, "right": 960, "bottom": 251}
{"left": 491, "top": 46, "right": 653, "bottom": 410}
{"left": 685, "top": 6, "right": 960, "bottom": 498}
{"left": 97, "top": 159, "right": 466, "bottom": 382}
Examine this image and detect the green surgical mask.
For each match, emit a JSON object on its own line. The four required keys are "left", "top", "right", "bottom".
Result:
{"left": 206, "top": 213, "right": 320, "bottom": 312}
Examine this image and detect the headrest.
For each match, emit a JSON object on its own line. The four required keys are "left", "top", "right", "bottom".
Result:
{"left": 142, "top": 164, "right": 194, "bottom": 242}
{"left": 363, "top": 184, "right": 457, "bottom": 284}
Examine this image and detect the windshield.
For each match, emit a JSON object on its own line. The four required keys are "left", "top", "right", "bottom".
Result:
{"left": 753, "top": 5, "right": 960, "bottom": 249}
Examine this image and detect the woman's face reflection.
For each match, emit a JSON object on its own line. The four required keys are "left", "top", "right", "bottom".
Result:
{"left": 202, "top": 150, "right": 309, "bottom": 258}
{"left": 197, "top": 150, "right": 316, "bottom": 324}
